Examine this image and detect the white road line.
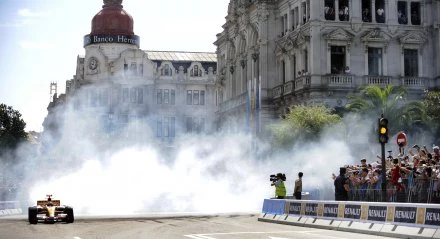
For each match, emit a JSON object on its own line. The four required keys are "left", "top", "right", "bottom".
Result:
{"left": 300, "top": 231, "right": 350, "bottom": 239}
{"left": 184, "top": 230, "right": 317, "bottom": 238}
{"left": 73, "top": 237, "right": 82, "bottom": 239}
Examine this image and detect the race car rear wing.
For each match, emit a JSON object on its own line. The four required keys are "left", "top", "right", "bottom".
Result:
{"left": 37, "top": 200, "right": 60, "bottom": 206}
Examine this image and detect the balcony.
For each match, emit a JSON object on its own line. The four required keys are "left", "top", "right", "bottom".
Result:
{"left": 218, "top": 92, "right": 248, "bottom": 113}
{"left": 402, "top": 76, "right": 428, "bottom": 90}
{"left": 295, "top": 75, "right": 311, "bottom": 92}
{"left": 272, "top": 85, "right": 283, "bottom": 99}
{"left": 325, "top": 74, "right": 354, "bottom": 88}
{"left": 270, "top": 75, "right": 430, "bottom": 101}
{"left": 365, "top": 75, "right": 391, "bottom": 86}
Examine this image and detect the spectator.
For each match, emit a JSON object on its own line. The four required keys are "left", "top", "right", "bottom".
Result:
{"left": 344, "top": 66, "right": 351, "bottom": 74}
{"left": 362, "top": 8, "right": 371, "bottom": 22}
{"left": 398, "top": 10, "right": 407, "bottom": 24}
{"left": 294, "top": 172, "right": 303, "bottom": 199}
{"left": 334, "top": 167, "right": 349, "bottom": 201}
{"left": 376, "top": 7, "right": 385, "bottom": 23}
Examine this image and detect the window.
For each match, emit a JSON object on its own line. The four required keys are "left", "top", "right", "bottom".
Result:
{"left": 118, "top": 114, "right": 128, "bottom": 125}
{"left": 410, "top": 2, "right": 420, "bottom": 25}
{"left": 362, "top": 0, "right": 372, "bottom": 22}
{"left": 284, "top": 14, "right": 288, "bottom": 33}
{"left": 98, "top": 89, "right": 108, "bottom": 106}
{"left": 156, "top": 120, "right": 162, "bottom": 137}
{"left": 157, "top": 89, "right": 175, "bottom": 105}
{"left": 191, "top": 65, "right": 202, "bottom": 77}
{"left": 159, "top": 117, "right": 176, "bottom": 138}
{"left": 171, "top": 89, "right": 175, "bottom": 105}
{"left": 397, "top": 1, "right": 408, "bottom": 24}
{"left": 404, "top": 49, "right": 418, "bottom": 77}
{"left": 136, "top": 88, "right": 143, "bottom": 104}
{"left": 186, "top": 90, "right": 205, "bottom": 105}
{"left": 375, "top": 0, "right": 385, "bottom": 23}
{"left": 290, "top": 10, "right": 295, "bottom": 30}
{"left": 331, "top": 46, "right": 346, "bottom": 74}
{"left": 157, "top": 89, "right": 162, "bottom": 104}
{"left": 122, "top": 88, "right": 129, "bottom": 103}
{"left": 187, "top": 90, "right": 193, "bottom": 105}
{"left": 130, "top": 88, "right": 136, "bottom": 103}
{"left": 139, "top": 64, "right": 144, "bottom": 75}
{"left": 200, "top": 91, "right": 205, "bottom": 105}
{"left": 304, "top": 50, "right": 308, "bottom": 73}
{"left": 193, "top": 90, "right": 200, "bottom": 105}
{"left": 324, "top": 0, "right": 335, "bottom": 20}
{"left": 130, "top": 63, "right": 137, "bottom": 75}
{"left": 339, "top": 0, "right": 349, "bottom": 21}
{"left": 368, "top": 48, "right": 383, "bottom": 76}
{"left": 186, "top": 117, "right": 205, "bottom": 134}
{"left": 164, "top": 89, "right": 170, "bottom": 104}
{"left": 89, "top": 89, "right": 98, "bottom": 107}
{"left": 281, "top": 60, "right": 286, "bottom": 84}
{"left": 161, "top": 64, "right": 172, "bottom": 76}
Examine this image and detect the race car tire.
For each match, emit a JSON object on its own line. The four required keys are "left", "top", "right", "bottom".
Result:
{"left": 65, "top": 207, "right": 74, "bottom": 223}
{"left": 28, "top": 207, "right": 38, "bottom": 224}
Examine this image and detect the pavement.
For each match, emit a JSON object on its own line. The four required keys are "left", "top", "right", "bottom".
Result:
{"left": 0, "top": 214, "right": 397, "bottom": 239}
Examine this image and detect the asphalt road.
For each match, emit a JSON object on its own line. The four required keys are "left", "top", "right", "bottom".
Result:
{"left": 0, "top": 214, "right": 396, "bottom": 239}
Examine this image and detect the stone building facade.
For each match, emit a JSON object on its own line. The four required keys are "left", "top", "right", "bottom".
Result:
{"left": 215, "top": 0, "right": 440, "bottom": 136}
{"left": 45, "top": 0, "right": 217, "bottom": 145}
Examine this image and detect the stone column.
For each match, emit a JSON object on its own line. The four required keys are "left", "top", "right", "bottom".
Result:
{"left": 371, "top": 0, "right": 376, "bottom": 23}
{"left": 335, "top": 0, "right": 339, "bottom": 21}
{"left": 387, "top": 0, "right": 397, "bottom": 24}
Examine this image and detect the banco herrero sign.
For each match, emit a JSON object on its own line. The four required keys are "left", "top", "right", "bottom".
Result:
{"left": 84, "top": 34, "right": 140, "bottom": 47}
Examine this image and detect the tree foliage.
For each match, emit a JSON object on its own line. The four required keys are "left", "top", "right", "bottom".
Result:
{"left": 424, "top": 91, "right": 440, "bottom": 137}
{"left": 345, "top": 85, "right": 427, "bottom": 134}
{"left": 269, "top": 105, "right": 342, "bottom": 148}
{"left": 0, "top": 104, "right": 27, "bottom": 151}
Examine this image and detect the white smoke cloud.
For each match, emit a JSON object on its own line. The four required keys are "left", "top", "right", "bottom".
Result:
{"left": 16, "top": 88, "right": 391, "bottom": 216}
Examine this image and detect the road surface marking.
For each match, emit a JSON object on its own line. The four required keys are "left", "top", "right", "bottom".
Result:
{"left": 73, "top": 237, "right": 82, "bottom": 239}
{"left": 184, "top": 230, "right": 316, "bottom": 238}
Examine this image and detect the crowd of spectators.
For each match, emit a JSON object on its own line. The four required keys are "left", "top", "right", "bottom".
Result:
{"left": 333, "top": 144, "right": 440, "bottom": 203}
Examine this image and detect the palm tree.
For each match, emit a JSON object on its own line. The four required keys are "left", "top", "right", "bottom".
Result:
{"left": 345, "top": 85, "right": 427, "bottom": 134}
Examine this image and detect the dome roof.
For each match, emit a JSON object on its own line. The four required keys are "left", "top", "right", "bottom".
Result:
{"left": 91, "top": 0, "right": 134, "bottom": 35}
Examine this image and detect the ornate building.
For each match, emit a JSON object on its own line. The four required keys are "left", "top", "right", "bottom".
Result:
{"left": 215, "top": 0, "right": 440, "bottom": 135}
{"left": 45, "top": 0, "right": 217, "bottom": 144}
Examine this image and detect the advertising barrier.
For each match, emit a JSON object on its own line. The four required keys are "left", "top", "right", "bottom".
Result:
{"left": 261, "top": 199, "right": 440, "bottom": 227}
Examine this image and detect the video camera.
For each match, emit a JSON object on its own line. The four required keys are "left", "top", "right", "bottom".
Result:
{"left": 270, "top": 173, "right": 286, "bottom": 182}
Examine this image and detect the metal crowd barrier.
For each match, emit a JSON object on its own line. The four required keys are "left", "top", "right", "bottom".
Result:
{"left": 0, "top": 201, "right": 20, "bottom": 210}
{"left": 348, "top": 178, "right": 440, "bottom": 203}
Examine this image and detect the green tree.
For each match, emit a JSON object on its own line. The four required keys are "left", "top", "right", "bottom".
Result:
{"left": 424, "top": 91, "right": 440, "bottom": 137}
{"left": 0, "top": 104, "right": 28, "bottom": 151}
{"left": 345, "top": 85, "right": 427, "bottom": 134}
{"left": 269, "top": 105, "right": 342, "bottom": 148}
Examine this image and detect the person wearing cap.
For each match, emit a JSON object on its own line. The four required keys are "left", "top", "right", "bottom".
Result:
{"left": 334, "top": 167, "right": 349, "bottom": 201}
{"left": 294, "top": 172, "right": 303, "bottom": 200}
{"left": 271, "top": 173, "right": 286, "bottom": 199}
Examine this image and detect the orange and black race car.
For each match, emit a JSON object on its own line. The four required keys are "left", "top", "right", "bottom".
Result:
{"left": 28, "top": 195, "right": 74, "bottom": 224}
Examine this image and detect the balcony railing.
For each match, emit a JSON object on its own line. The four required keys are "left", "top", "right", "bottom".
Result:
{"left": 283, "top": 81, "right": 294, "bottom": 95}
{"left": 272, "top": 85, "right": 283, "bottom": 99}
{"left": 402, "top": 76, "right": 427, "bottom": 89}
{"left": 218, "top": 92, "right": 248, "bottom": 112}
{"left": 326, "top": 74, "right": 354, "bottom": 88}
{"left": 270, "top": 75, "right": 430, "bottom": 100}
{"left": 365, "top": 75, "right": 391, "bottom": 86}
{"left": 295, "top": 75, "right": 311, "bottom": 92}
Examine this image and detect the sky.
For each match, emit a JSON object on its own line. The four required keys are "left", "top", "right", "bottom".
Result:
{"left": 0, "top": 0, "right": 229, "bottom": 132}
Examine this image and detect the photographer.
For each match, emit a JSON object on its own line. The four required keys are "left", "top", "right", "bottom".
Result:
{"left": 270, "top": 173, "right": 286, "bottom": 199}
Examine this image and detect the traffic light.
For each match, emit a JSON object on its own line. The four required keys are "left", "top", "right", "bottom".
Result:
{"left": 378, "top": 117, "right": 389, "bottom": 144}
